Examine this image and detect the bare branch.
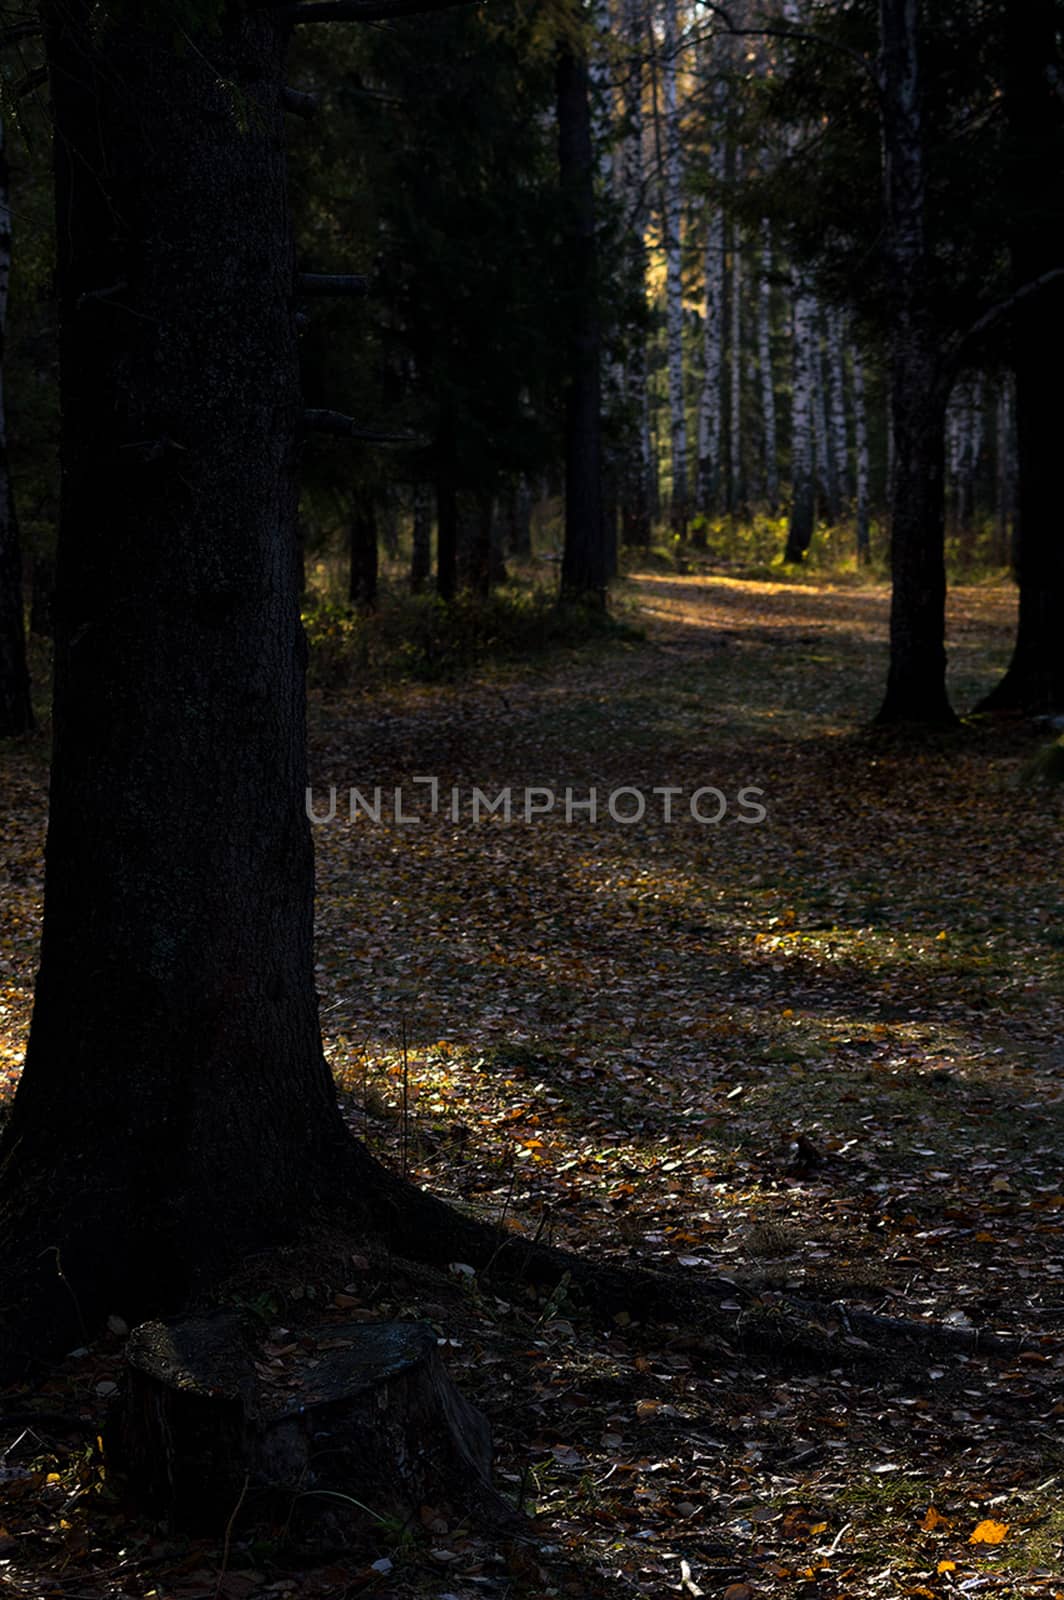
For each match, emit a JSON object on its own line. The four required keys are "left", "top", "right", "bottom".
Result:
{"left": 13, "top": 64, "right": 46, "bottom": 97}
{"left": 285, "top": 0, "right": 477, "bottom": 25}
{"left": 297, "top": 272, "right": 370, "bottom": 297}
{"left": 0, "top": 21, "right": 41, "bottom": 47}
{"left": 282, "top": 86, "right": 320, "bottom": 116}
{"left": 949, "top": 267, "right": 1064, "bottom": 374}
{"left": 302, "top": 410, "right": 423, "bottom": 446}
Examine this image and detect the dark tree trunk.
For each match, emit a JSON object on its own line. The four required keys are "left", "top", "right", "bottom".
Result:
{"left": 435, "top": 430, "right": 458, "bottom": 602}
{"left": 875, "top": 0, "right": 955, "bottom": 725}
{"left": 0, "top": 116, "right": 33, "bottom": 739}
{"left": 349, "top": 502, "right": 379, "bottom": 608}
{"left": 508, "top": 476, "right": 532, "bottom": 557}
{"left": 410, "top": 484, "right": 432, "bottom": 593}
{"left": 0, "top": 0, "right": 353, "bottom": 1366}
{"left": 556, "top": 40, "right": 608, "bottom": 606}
{"left": 464, "top": 491, "right": 494, "bottom": 597}
{"left": 29, "top": 553, "right": 55, "bottom": 639}
{"left": 976, "top": 0, "right": 1064, "bottom": 717}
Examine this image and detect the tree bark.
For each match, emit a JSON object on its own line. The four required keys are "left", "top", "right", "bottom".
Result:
{"left": 728, "top": 217, "right": 744, "bottom": 518}
{"left": 0, "top": 114, "right": 33, "bottom": 739}
{"left": 785, "top": 276, "right": 817, "bottom": 560}
{"left": 876, "top": 0, "right": 955, "bottom": 725}
{"left": 852, "top": 342, "right": 871, "bottom": 564}
{"left": 557, "top": 37, "right": 608, "bottom": 604}
{"left": 410, "top": 483, "right": 432, "bottom": 592}
{"left": 619, "top": 0, "right": 653, "bottom": 549}
{"left": 657, "top": 0, "right": 688, "bottom": 536}
{"left": 0, "top": 0, "right": 357, "bottom": 1365}
{"left": 349, "top": 501, "right": 379, "bottom": 608}
{"left": 976, "top": 0, "right": 1064, "bottom": 715}
{"left": 757, "top": 222, "right": 778, "bottom": 513}
{"left": 435, "top": 422, "right": 459, "bottom": 602}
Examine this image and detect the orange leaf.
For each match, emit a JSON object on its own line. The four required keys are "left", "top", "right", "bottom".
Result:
{"left": 969, "top": 1520, "right": 1008, "bottom": 1545}
{"left": 920, "top": 1506, "right": 949, "bottom": 1531}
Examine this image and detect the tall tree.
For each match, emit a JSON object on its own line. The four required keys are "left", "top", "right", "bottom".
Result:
{"left": 876, "top": 0, "right": 953, "bottom": 723}
{"left": 557, "top": 27, "right": 609, "bottom": 603}
{"left": 977, "top": 0, "right": 1064, "bottom": 716}
{"left": 0, "top": 115, "right": 33, "bottom": 740}
{"left": 756, "top": 221, "right": 778, "bottom": 512}
{"left": 658, "top": 0, "right": 689, "bottom": 534}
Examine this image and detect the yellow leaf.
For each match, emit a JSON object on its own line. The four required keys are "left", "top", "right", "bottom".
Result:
{"left": 936, "top": 930, "right": 948, "bottom": 941}
{"left": 810, "top": 1522, "right": 828, "bottom": 1535}
{"left": 921, "top": 1506, "right": 949, "bottom": 1531}
{"left": 969, "top": 1519, "right": 1008, "bottom": 1545}
{"left": 937, "top": 1560, "right": 957, "bottom": 1574}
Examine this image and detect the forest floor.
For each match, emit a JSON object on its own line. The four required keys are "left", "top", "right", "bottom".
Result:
{"left": 0, "top": 572, "right": 1062, "bottom": 1600}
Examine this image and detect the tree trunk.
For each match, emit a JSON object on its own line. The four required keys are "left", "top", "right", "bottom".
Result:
{"left": 852, "top": 343, "right": 872, "bottom": 565}
{"left": 619, "top": 0, "right": 653, "bottom": 549}
{"left": 827, "top": 307, "right": 850, "bottom": 512}
{"left": 976, "top": 3, "right": 1064, "bottom": 713}
{"left": 757, "top": 222, "right": 778, "bottom": 513}
{"left": 728, "top": 217, "right": 743, "bottom": 518}
{"left": 435, "top": 426, "right": 459, "bottom": 602}
{"left": 557, "top": 38, "right": 608, "bottom": 604}
{"left": 0, "top": 0, "right": 356, "bottom": 1366}
{"left": 811, "top": 307, "right": 838, "bottom": 523}
{"left": 30, "top": 552, "right": 55, "bottom": 639}
{"left": 657, "top": 0, "right": 688, "bottom": 536}
{"left": 410, "top": 484, "right": 433, "bottom": 592}
{"left": 785, "top": 277, "right": 817, "bottom": 560}
{"left": 993, "top": 376, "right": 1015, "bottom": 571}
{"left": 695, "top": 112, "right": 726, "bottom": 533}
{"left": 0, "top": 114, "right": 33, "bottom": 739}
{"left": 349, "top": 501, "right": 378, "bottom": 609}
{"left": 876, "top": 0, "right": 954, "bottom": 725}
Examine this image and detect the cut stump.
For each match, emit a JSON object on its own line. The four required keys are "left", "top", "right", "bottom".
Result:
{"left": 108, "top": 1313, "right": 520, "bottom": 1535}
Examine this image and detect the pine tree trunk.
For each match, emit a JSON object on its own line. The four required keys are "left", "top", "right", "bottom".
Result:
{"left": 0, "top": 0, "right": 362, "bottom": 1365}
{"left": 557, "top": 39, "right": 608, "bottom": 604}
{"left": 0, "top": 114, "right": 33, "bottom": 739}
{"left": 619, "top": 0, "right": 653, "bottom": 548}
{"left": 993, "top": 377, "right": 1015, "bottom": 571}
{"left": 757, "top": 223, "right": 778, "bottom": 513}
{"left": 30, "top": 552, "right": 55, "bottom": 639}
{"left": 349, "top": 503, "right": 378, "bottom": 608}
{"left": 728, "top": 218, "right": 743, "bottom": 518}
{"left": 658, "top": 0, "right": 688, "bottom": 536}
{"left": 852, "top": 343, "right": 872, "bottom": 565}
{"left": 435, "top": 425, "right": 459, "bottom": 602}
{"left": 876, "top": 0, "right": 954, "bottom": 725}
{"left": 785, "top": 277, "right": 817, "bottom": 560}
{"left": 410, "top": 485, "right": 432, "bottom": 593}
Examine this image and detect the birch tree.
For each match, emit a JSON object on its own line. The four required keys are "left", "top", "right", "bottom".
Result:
{"left": 827, "top": 306, "right": 850, "bottom": 511}
{"left": 851, "top": 341, "right": 872, "bottom": 564}
{"left": 785, "top": 276, "right": 817, "bottom": 560}
{"left": 695, "top": 58, "right": 727, "bottom": 531}
{"left": 757, "top": 221, "right": 778, "bottom": 512}
{"left": 728, "top": 216, "right": 743, "bottom": 515}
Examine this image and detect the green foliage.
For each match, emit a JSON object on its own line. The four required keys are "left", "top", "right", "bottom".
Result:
{"left": 302, "top": 583, "right": 642, "bottom": 688}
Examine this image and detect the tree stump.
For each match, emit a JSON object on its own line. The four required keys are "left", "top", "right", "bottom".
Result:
{"left": 107, "top": 1313, "right": 520, "bottom": 1536}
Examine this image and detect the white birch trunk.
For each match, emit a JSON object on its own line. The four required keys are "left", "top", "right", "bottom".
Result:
{"left": 994, "top": 374, "right": 1015, "bottom": 569}
{"left": 729, "top": 216, "right": 743, "bottom": 516}
{"left": 786, "top": 277, "right": 817, "bottom": 558}
{"left": 851, "top": 342, "right": 871, "bottom": 564}
{"left": 757, "top": 221, "right": 778, "bottom": 512}
{"left": 827, "top": 306, "right": 850, "bottom": 508}
{"left": 811, "top": 308, "right": 837, "bottom": 522}
{"left": 695, "top": 68, "right": 726, "bottom": 526}
{"left": 660, "top": 0, "right": 688, "bottom": 532}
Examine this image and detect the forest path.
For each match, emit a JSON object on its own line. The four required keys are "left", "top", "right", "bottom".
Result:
{"left": 0, "top": 573, "right": 1061, "bottom": 1595}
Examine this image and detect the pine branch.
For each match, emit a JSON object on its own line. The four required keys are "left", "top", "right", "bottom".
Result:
{"left": 302, "top": 411, "right": 423, "bottom": 446}
{"left": 285, "top": 0, "right": 477, "bottom": 25}
{"left": 297, "top": 272, "right": 370, "bottom": 297}
{"left": 950, "top": 268, "right": 1064, "bottom": 371}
